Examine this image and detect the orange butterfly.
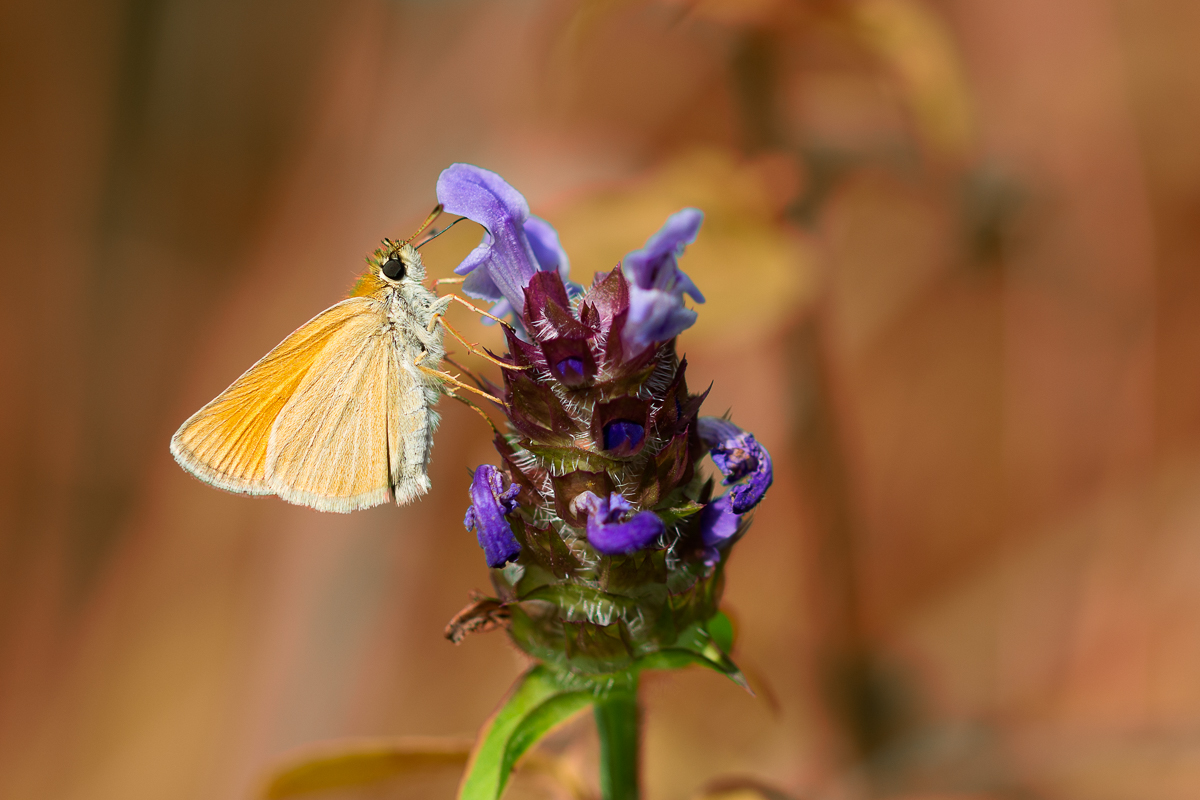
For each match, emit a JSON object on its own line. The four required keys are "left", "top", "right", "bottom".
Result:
{"left": 171, "top": 210, "right": 457, "bottom": 512}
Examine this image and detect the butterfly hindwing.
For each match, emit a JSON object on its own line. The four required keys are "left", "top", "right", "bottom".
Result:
{"left": 265, "top": 310, "right": 422, "bottom": 512}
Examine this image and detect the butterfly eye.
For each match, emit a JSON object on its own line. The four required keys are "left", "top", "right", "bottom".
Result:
{"left": 382, "top": 257, "right": 406, "bottom": 280}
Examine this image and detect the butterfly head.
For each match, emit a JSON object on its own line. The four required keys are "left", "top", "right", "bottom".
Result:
{"left": 374, "top": 240, "right": 426, "bottom": 285}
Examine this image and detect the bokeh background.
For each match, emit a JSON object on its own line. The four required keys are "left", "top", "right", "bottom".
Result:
{"left": 2, "top": 0, "right": 1199, "bottom": 798}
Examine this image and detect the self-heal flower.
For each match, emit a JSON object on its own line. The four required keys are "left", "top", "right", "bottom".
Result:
{"left": 463, "top": 465, "right": 521, "bottom": 567}
{"left": 621, "top": 208, "right": 706, "bottom": 353}
{"left": 698, "top": 417, "right": 773, "bottom": 514}
{"left": 441, "top": 164, "right": 770, "bottom": 680}
{"left": 573, "top": 491, "right": 665, "bottom": 555}
{"left": 436, "top": 164, "right": 570, "bottom": 319}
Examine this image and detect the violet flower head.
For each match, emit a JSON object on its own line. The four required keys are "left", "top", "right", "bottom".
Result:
{"left": 463, "top": 465, "right": 521, "bottom": 568}
{"left": 699, "top": 417, "right": 773, "bottom": 514}
{"left": 621, "top": 208, "right": 706, "bottom": 353}
{"left": 442, "top": 165, "right": 770, "bottom": 678}
{"left": 436, "top": 164, "right": 570, "bottom": 319}
{"left": 574, "top": 491, "right": 665, "bottom": 555}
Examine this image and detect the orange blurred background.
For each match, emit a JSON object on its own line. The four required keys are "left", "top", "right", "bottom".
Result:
{"left": 2, "top": 0, "right": 1199, "bottom": 798}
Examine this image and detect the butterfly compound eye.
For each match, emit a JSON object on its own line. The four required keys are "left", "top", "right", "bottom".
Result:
{"left": 382, "top": 257, "right": 406, "bottom": 280}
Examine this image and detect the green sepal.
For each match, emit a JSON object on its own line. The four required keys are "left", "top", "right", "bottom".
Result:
{"left": 519, "top": 583, "right": 644, "bottom": 625}
{"left": 524, "top": 443, "right": 617, "bottom": 475}
{"left": 654, "top": 497, "right": 705, "bottom": 527}
{"left": 510, "top": 518, "right": 583, "bottom": 580}
{"left": 633, "top": 620, "right": 750, "bottom": 692}
{"left": 458, "top": 665, "right": 594, "bottom": 800}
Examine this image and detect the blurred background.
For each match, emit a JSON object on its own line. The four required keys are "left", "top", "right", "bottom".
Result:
{"left": 2, "top": 0, "right": 1198, "bottom": 798}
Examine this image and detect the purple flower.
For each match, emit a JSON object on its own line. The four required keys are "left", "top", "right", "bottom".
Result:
{"left": 573, "top": 491, "right": 665, "bottom": 555}
{"left": 621, "top": 208, "right": 706, "bottom": 353}
{"left": 436, "top": 164, "right": 569, "bottom": 318}
{"left": 698, "top": 417, "right": 773, "bottom": 514}
{"left": 525, "top": 216, "right": 571, "bottom": 284}
{"left": 463, "top": 465, "right": 522, "bottom": 567}
{"left": 697, "top": 493, "right": 741, "bottom": 566}
{"left": 602, "top": 420, "right": 645, "bottom": 455}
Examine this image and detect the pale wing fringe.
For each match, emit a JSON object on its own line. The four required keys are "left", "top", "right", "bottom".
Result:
{"left": 169, "top": 298, "right": 375, "bottom": 495}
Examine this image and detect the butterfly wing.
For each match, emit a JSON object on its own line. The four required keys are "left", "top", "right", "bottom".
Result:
{"left": 265, "top": 312, "right": 428, "bottom": 512}
{"left": 170, "top": 297, "right": 375, "bottom": 496}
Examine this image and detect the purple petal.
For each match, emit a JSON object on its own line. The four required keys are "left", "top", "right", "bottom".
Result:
{"left": 623, "top": 287, "right": 699, "bottom": 352}
{"left": 540, "top": 336, "right": 597, "bottom": 385}
{"left": 526, "top": 215, "right": 571, "bottom": 283}
{"left": 590, "top": 397, "right": 651, "bottom": 458}
{"left": 620, "top": 208, "right": 706, "bottom": 352}
{"left": 602, "top": 420, "right": 645, "bottom": 454}
{"left": 697, "top": 416, "right": 742, "bottom": 446}
{"left": 698, "top": 493, "right": 741, "bottom": 566}
{"left": 437, "top": 164, "right": 539, "bottom": 314}
{"left": 574, "top": 491, "right": 664, "bottom": 555}
{"left": 697, "top": 417, "right": 773, "bottom": 514}
{"left": 699, "top": 493, "right": 740, "bottom": 547}
{"left": 558, "top": 357, "right": 586, "bottom": 381}
{"left": 622, "top": 208, "right": 705, "bottom": 298}
{"left": 463, "top": 465, "right": 522, "bottom": 568}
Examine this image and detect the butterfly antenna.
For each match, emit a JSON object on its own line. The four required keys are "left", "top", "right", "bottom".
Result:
{"left": 403, "top": 204, "right": 444, "bottom": 245}
{"left": 415, "top": 216, "right": 469, "bottom": 249}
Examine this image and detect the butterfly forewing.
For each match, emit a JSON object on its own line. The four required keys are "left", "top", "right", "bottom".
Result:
{"left": 265, "top": 310, "right": 407, "bottom": 512}
{"left": 170, "top": 298, "right": 375, "bottom": 495}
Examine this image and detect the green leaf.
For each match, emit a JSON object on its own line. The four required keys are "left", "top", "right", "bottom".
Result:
{"left": 634, "top": 647, "right": 724, "bottom": 675}
{"left": 460, "top": 665, "right": 595, "bottom": 800}
{"left": 500, "top": 691, "right": 595, "bottom": 780}
{"left": 706, "top": 611, "right": 735, "bottom": 654}
{"left": 260, "top": 737, "right": 470, "bottom": 798}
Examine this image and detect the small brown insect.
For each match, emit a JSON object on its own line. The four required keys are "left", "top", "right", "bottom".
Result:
{"left": 444, "top": 596, "right": 512, "bottom": 644}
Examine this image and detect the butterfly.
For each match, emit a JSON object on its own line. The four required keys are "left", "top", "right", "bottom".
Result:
{"left": 170, "top": 212, "right": 458, "bottom": 513}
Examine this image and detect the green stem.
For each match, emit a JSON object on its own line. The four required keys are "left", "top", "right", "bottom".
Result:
{"left": 593, "top": 684, "right": 640, "bottom": 800}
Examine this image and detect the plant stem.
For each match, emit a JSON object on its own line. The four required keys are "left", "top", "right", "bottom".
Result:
{"left": 593, "top": 684, "right": 640, "bottom": 800}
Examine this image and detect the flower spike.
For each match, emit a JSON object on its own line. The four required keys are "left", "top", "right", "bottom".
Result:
{"left": 442, "top": 167, "right": 771, "bottom": 679}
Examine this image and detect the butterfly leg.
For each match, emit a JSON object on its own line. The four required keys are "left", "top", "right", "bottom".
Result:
{"left": 437, "top": 293, "right": 517, "bottom": 328}
{"left": 430, "top": 314, "right": 530, "bottom": 371}
{"left": 445, "top": 392, "right": 500, "bottom": 434}
{"left": 432, "top": 276, "right": 464, "bottom": 291}
{"left": 414, "top": 358, "right": 505, "bottom": 406}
